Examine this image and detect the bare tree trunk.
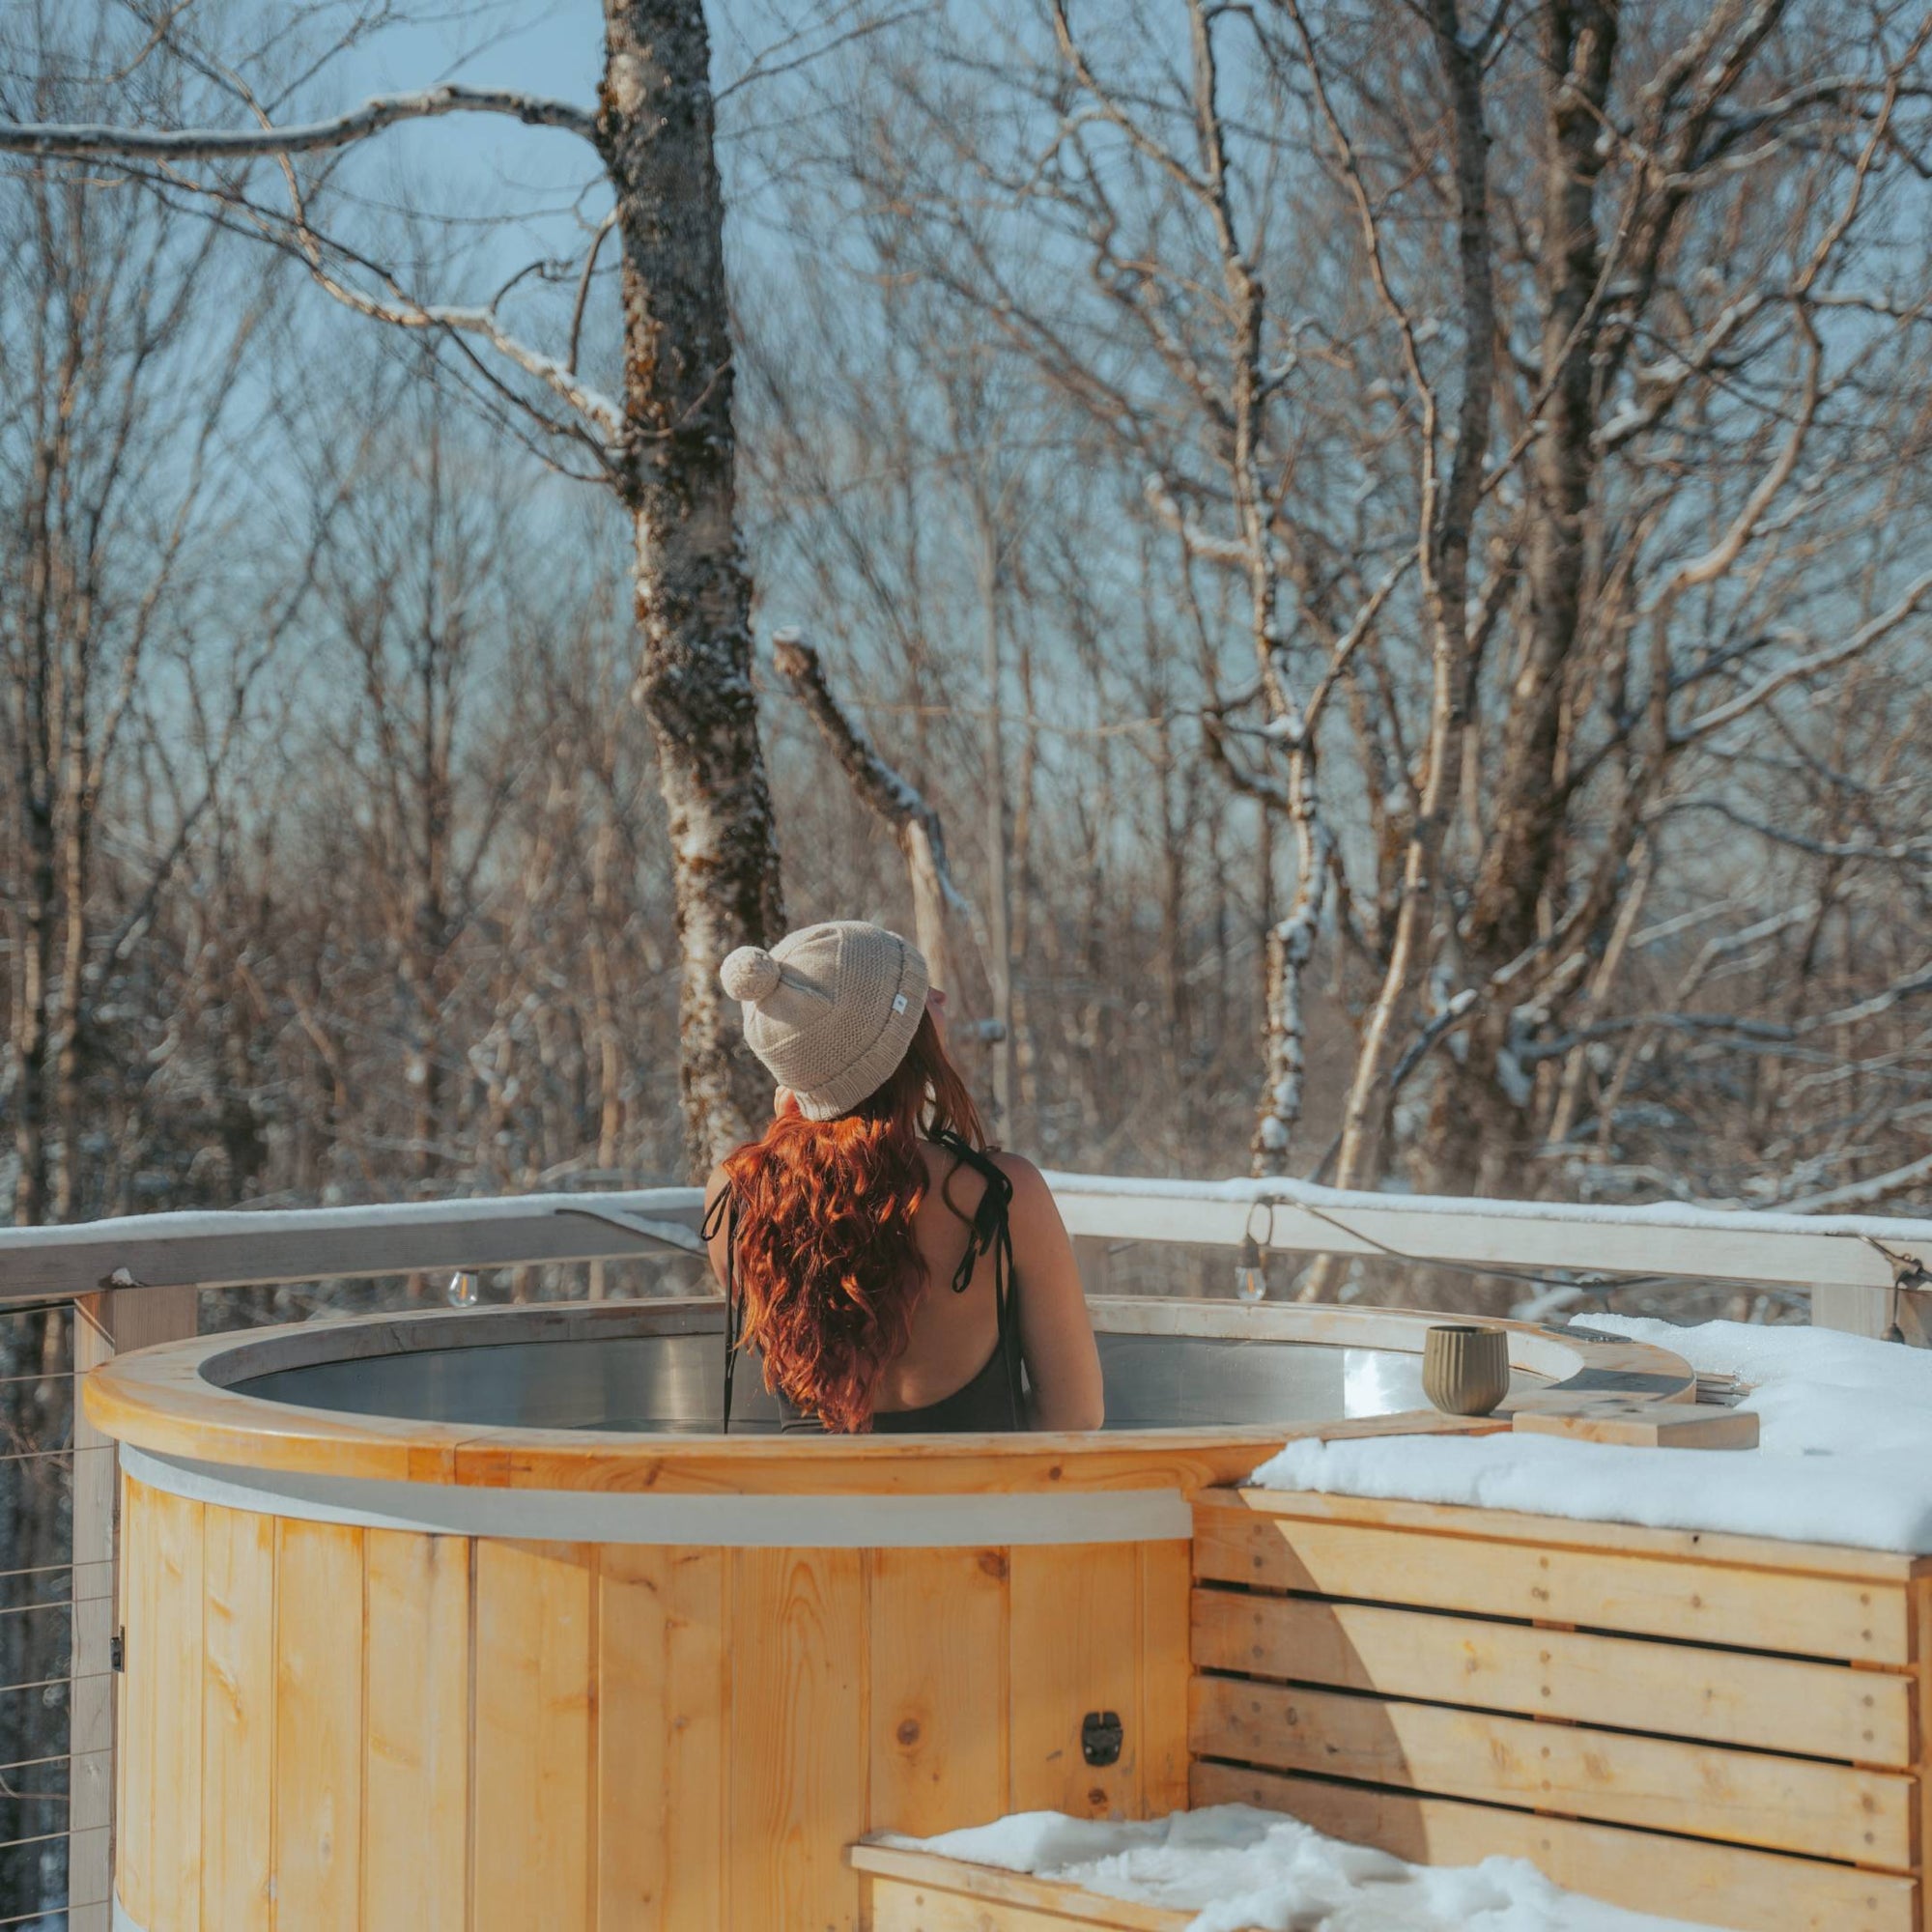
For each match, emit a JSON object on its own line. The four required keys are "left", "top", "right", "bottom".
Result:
{"left": 601, "top": 0, "right": 785, "bottom": 1172}
{"left": 771, "top": 626, "right": 979, "bottom": 1005}
{"left": 977, "top": 516, "right": 1014, "bottom": 1138}
{"left": 1425, "top": 0, "right": 1621, "bottom": 1194}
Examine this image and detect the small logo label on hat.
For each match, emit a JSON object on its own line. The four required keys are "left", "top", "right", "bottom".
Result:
{"left": 892, "top": 993, "right": 908, "bottom": 1012}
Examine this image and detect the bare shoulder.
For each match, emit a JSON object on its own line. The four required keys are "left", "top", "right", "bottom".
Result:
{"left": 990, "top": 1150, "right": 1048, "bottom": 1198}
{"left": 989, "top": 1151, "right": 1066, "bottom": 1230}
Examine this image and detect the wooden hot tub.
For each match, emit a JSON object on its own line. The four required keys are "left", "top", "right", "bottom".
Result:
{"left": 86, "top": 1298, "right": 1690, "bottom": 1931}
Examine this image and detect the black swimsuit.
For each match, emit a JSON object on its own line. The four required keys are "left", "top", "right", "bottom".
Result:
{"left": 705, "top": 1129, "right": 1025, "bottom": 1434}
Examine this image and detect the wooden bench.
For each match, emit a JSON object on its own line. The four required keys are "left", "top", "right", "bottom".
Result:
{"left": 1189, "top": 1489, "right": 1931, "bottom": 1932}
{"left": 853, "top": 1840, "right": 1201, "bottom": 1929}
{"left": 855, "top": 1492, "right": 1932, "bottom": 1932}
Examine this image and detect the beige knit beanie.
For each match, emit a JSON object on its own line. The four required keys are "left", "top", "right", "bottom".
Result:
{"left": 720, "top": 921, "right": 929, "bottom": 1120}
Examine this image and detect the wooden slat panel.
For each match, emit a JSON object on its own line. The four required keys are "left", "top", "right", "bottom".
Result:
{"left": 473, "top": 1541, "right": 594, "bottom": 1931}
{"left": 1009, "top": 1544, "right": 1142, "bottom": 1817}
{"left": 728, "top": 1548, "right": 867, "bottom": 1932}
{"left": 1220, "top": 1487, "right": 1930, "bottom": 1581}
{"left": 202, "top": 1504, "right": 275, "bottom": 1931}
{"left": 868, "top": 1548, "right": 1010, "bottom": 1837}
{"left": 1192, "top": 1587, "right": 1917, "bottom": 1764}
{"left": 597, "top": 1545, "right": 726, "bottom": 1929}
{"left": 1193, "top": 1502, "right": 1910, "bottom": 1663}
{"left": 273, "top": 1519, "right": 366, "bottom": 1930}
{"left": 1192, "top": 1761, "right": 1919, "bottom": 1932}
{"left": 868, "top": 1885, "right": 1173, "bottom": 1932}
{"left": 364, "top": 1531, "right": 469, "bottom": 1932}
{"left": 147, "top": 1487, "right": 203, "bottom": 1932}
{"left": 1139, "top": 1543, "right": 1191, "bottom": 1815}
{"left": 1916, "top": 1576, "right": 1932, "bottom": 1932}
{"left": 1190, "top": 1675, "right": 1915, "bottom": 1867}
{"left": 854, "top": 1844, "right": 1185, "bottom": 1929}
{"left": 114, "top": 1474, "right": 153, "bottom": 1931}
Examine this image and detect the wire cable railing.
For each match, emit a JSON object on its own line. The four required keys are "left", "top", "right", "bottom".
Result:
{"left": 0, "top": 1175, "right": 1927, "bottom": 1925}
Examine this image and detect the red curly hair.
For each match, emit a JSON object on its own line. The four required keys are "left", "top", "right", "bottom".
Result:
{"left": 722, "top": 1010, "right": 986, "bottom": 1433}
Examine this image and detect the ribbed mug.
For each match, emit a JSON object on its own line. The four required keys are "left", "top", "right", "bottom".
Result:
{"left": 1421, "top": 1323, "right": 1511, "bottom": 1417}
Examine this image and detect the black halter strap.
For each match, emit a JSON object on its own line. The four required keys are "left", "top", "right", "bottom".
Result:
{"left": 708, "top": 1132, "right": 1023, "bottom": 1433}
{"left": 930, "top": 1129, "right": 1023, "bottom": 1429}
{"left": 701, "top": 1184, "right": 742, "bottom": 1434}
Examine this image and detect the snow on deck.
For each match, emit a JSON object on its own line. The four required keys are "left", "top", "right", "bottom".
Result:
{"left": 898, "top": 1804, "right": 1702, "bottom": 1930}
{"left": 1250, "top": 1316, "right": 1932, "bottom": 1552}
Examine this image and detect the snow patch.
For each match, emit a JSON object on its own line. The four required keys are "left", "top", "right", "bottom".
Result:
{"left": 1250, "top": 1317, "right": 1932, "bottom": 1552}
{"left": 895, "top": 1804, "right": 1703, "bottom": 1931}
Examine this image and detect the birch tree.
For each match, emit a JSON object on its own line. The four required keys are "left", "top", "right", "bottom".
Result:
{"left": 798, "top": 0, "right": 1932, "bottom": 1239}
{"left": 0, "top": 0, "right": 785, "bottom": 1169}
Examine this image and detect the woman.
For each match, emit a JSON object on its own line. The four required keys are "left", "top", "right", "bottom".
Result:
{"left": 702, "top": 920, "right": 1103, "bottom": 1434}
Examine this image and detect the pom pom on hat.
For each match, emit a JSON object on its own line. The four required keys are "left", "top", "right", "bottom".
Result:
{"left": 720, "top": 945, "right": 783, "bottom": 1004}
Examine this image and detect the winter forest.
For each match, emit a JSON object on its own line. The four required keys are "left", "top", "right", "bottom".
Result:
{"left": 5, "top": 0, "right": 1932, "bottom": 1916}
{"left": 7, "top": 0, "right": 1932, "bottom": 1236}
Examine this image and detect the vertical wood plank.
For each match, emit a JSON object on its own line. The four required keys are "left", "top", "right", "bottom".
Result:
{"left": 363, "top": 1531, "right": 469, "bottom": 1932}
{"left": 868, "top": 1548, "right": 1009, "bottom": 1837}
{"left": 114, "top": 1475, "right": 153, "bottom": 1932}
{"left": 728, "top": 1548, "right": 867, "bottom": 1932}
{"left": 273, "top": 1519, "right": 365, "bottom": 1931}
{"left": 597, "top": 1545, "right": 726, "bottom": 1929}
{"left": 143, "top": 1488, "right": 203, "bottom": 1932}
{"left": 1139, "top": 1542, "right": 1191, "bottom": 1817}
{"left": 472, "top": 1541, "right": 594, "bottom": 1932}
{"left": 202, "top": 1503, "right": 275, "bottom": 1932}
{"left": 1009, "top": 1544, "right": 1142, "bottom": 1818}
{"left": 1917, "top": 1576, "right": 1931, "bottom": 1932}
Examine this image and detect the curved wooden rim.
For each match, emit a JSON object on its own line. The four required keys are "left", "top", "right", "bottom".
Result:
{"left": 83, "top": 1296, "right": 1695, "bottom": 1496}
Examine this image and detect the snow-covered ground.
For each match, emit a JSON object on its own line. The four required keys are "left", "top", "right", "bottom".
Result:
{"left": 900, "top": 1804, "right": 1704, "bottom": 1931}
{"left": 1251, "top": 1316, "right": 1932, "bottom": 1551}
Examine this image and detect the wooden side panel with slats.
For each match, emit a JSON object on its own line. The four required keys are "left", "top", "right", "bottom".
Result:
{"left": 1189, "top": 1490, "right": 1932, "bottom": 1932}
{"left": 110, "top": 1463, "right": 1195, "bottom": 1932}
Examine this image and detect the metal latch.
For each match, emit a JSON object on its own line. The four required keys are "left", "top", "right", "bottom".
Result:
{"left": 1080, "top": 1710, "right": 1122, "bottom": 1767}
{"left": 110, "top": 1629, "right": 125, "bottom": 1673}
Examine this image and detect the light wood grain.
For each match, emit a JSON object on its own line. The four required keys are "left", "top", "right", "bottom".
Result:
{"left": 273, "top": 1519, "right": 366, "bottom": 1930}
{"left": 852, "top": 1843, "right": 1189, "bottom": 1929}
{"left": 201, "top": 1504, "right": 275, "bottom": 1931}
{"left": 1211, "top": 1486, "right": 1931, "bottom": 1582}
{"left": 1190, "top": 1675, "right": 1915, "bottom": 1866}
{"left": 81, "top": 1296, "right": 1689, "bottom": 1494}
{"left": 473, "top": 1541, "right": 595, "bottom": 1931}
{"left": 597, "top": 1544, "right": 727, "bottom": 1929}
{"left": 1191, "top": 1586, "right": 1917, "bottom": 1764}
{"left": 147, "top": 1486, "right": 204, "bottom": 1932}
{"left": 1916, "top": 1575, "right": 1931, "bottom": 1932}
{"left": 1009, "top": 1543, "right": 1143, "bottom": 1818}
{"left": 1513, "top": 1402, "right": 1759, "bottom": 1448}
{"left": 1139, "top": 1542, "right": 1191, "bottom": 1815}
{"left": 868, "top": 1548, "right": 1010, "bottom": 1836}
{"left": 1192, "top": 1762, "right": 1918, "bottom": 1932}
{"left": 364, "top": 1530, "right": 469, "bottom": 1932}
{"left": 867, "top": 1887, "right": 1185, "bottom": 1932}
{"left": 1193, "top": 1499, "right": 1913, "bottom": 1662}
{"left": 729, "top": 1547, "right": 868, "bottom": 1932}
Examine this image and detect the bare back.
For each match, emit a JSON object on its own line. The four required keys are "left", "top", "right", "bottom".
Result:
{"left": 703, "top": 1143, "right": 1103, "bottom": 1430}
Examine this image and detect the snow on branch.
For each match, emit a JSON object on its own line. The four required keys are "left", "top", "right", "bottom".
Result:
{"left": 0, "top": 84, "right": 600, "bottom": 160}
{"left": 772, "top": 628, "right": 980, "bottom": 994}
